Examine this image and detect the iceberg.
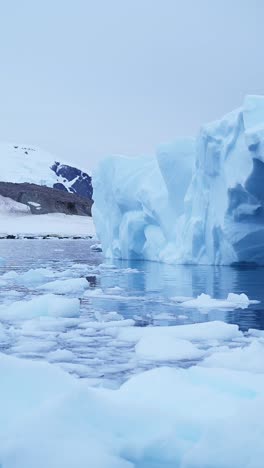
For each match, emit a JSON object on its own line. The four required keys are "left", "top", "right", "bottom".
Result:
{"left": 93, "top": 95, "right": 264, "bottom": 265}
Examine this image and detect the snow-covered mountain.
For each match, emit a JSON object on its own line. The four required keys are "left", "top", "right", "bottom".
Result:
{"left": 0, "top": 143, "right": 93, "bottom": 200}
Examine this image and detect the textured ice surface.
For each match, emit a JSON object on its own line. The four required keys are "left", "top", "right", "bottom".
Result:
{"left": 180, "top": 292, "right": 259, "bottom": 310}
{"left": 135, "top": 335, "right": 205, "bottom": 361}
{"left": 37, "top": 277, "right": 89, "bottom": 294}
{"left": 1, "top": 246, "right": 264, "bottom": 466}
{"left": 0, "top": 294, "right": 80, "bottom": 320}
{"left": 93, "top": 95, "right": 264, "bottom": 265}
{"left": 1, "top": 351, "right": 264, "bottom": 468}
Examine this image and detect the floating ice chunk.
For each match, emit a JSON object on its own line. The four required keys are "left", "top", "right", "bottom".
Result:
{"left": 180, "top": 292, "right": 259, "bottom": 310}
{"left": 20, "top": 316, "right": 79, "bottom": 332}
{"left": 90, "top": 243, "right": 102, "bottom": 252}
{"left": 0, "top": 323, "right": 8, "bottom": 344}
{"left": 83, "top": 288, "right": 103, "bottom": 297}
{"left": 201, "top": 340, "right": 264, "bottom": 373}
{"left": 83, "top": 288, "right": 142, "bottom": 302}
{"left": 247, "top": 328, "right": 264, "bottom": 338}
{"left": 47, "top": 349, "right": 75, "bottom": 362}
{"left": 16, "top": 268, "right": 55, "bottom": 285}
{"left": 58, "top": 361, "right": 96, "bottom": 378}
{"left": 227, "top": 292, "right": 259, "bottom": 305}
{"left": 98, "top": 263, "right": 117, "bottom": 270}
{"left": 135, "top": 335, "right": 205, "bottom": 361}
{"left": 117, "top": 320, "right": 242, "bottom": 343}
{"left": 0, "top": 294, "right": 80, "bottom": 320}
{"left": 170, "top": 295, "right": 193, "bottom": 303}
{"left": 105, "top": 286, "right": 124, "bottom": 294}
{"left": 1, "top": 270, "right": 19, "bottom": 279}
{"left": 153, "top": 312, "right": 176, "bottom": 320}
{"left": 94, "top": 310, "right": 124, "bottom": 322}
{"left": 11, "top": 339, "right": 57, "bottom": 354}
{"left": 37, "top": 277, "right": 89, "bottom": 294}
{"left": 120, "top": 268, "right": 140, "bottom": 273}
{"left": 78, "top": 319, "right": 135, "bottom": 330}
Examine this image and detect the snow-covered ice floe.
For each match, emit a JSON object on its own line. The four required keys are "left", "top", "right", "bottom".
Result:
{"left": 0, "top": 259, "right": 263, "bottom": 466}
{"left": 1, "top": 321, "right": 264, "bottom": 468}
{"left": 179, "top": 292, "right": 260, "bottom": 310}
{"left": 0, "top": 294, "right": 80, "bottom": 320}
{"left": 93, "top": 95, "right": 264, "bottom": 265}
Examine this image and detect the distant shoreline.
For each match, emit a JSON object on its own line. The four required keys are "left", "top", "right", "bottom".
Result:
{"left": 0, "top": 235, "right": 93, "bottom": 240}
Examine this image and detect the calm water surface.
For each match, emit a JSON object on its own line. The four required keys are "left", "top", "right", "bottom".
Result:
{"left": 0, "top": 239, "right": 263, "bottom": 332}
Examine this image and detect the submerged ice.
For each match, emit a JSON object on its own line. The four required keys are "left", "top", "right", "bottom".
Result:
{"left": 93, "top": 95, "right": 264, "bottom": 265}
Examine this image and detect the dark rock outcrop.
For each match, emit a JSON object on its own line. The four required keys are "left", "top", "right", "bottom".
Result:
{"left": 51, "top": 162, "right": 93, "bottom": 199}
{"left": 0, "top": 182, "right": 92, "bottom": 216}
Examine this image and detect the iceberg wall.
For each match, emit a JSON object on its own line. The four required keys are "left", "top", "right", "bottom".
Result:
{"left": 93, "top": 96, "right": 264, "bottom": 265}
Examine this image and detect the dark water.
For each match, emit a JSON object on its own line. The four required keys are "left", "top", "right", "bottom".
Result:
{"left": 0, "top": 239, "right": 264, "bottom": 332}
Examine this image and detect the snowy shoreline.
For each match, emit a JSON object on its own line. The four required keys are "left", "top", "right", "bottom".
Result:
{"left": 0, "top": 213, "right": 95, "bottom": 238}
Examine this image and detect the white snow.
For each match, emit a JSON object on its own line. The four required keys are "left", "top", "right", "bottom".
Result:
{"left": 0, "top": 194, "right": 30, "bottom": 215}
{"left": 0, "top": 208, "right": 95, "bottom": 237}
{"left": 93, "top": 95, "right": 264, "bottom": 265}
{"left": 27, "top": 201, "right": 41, "bottom": 207}
{"left": 0, "top": 143, "right": 59, "bottom": 186}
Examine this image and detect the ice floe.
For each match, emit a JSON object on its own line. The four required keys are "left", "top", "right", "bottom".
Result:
{"left": 180, "top": 292, "right": 259, "bottom": 310}
{"left": 1, "top": 350, "right": 264, "bottom": 467}
{"left": 0, "top": 294, "right": 80, "bottom": 320}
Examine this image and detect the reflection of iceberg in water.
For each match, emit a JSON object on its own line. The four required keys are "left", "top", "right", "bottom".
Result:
{"left": 86, "top": 260, "right": 263, "bottom": 331}
{"left": 93, "top": 95, "right": 264, "bottom": 265}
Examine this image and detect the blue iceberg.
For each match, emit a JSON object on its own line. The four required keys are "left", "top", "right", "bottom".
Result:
{"left": 93, "top": 96, "right": 264, "bottom": 265}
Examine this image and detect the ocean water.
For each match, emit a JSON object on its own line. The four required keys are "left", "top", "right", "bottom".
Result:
{"left": 0, "top": 239, "right": 263, "bottom": 330}
{"left": 0, "top": 239, "right": 263, "bottom": 385}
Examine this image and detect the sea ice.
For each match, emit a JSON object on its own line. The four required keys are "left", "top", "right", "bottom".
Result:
{"left": 0, "top": 323, "right": 8, "bottom": 344}
{"left": 37, "top": 277, "right": 89, "bottom": 294}
{"left": 117, "top": 320, "right": 242, "bottom": 343}
{"left": 0, "top": 294, "right": 80, "bottom": 320}
{"left": 180, "top": 292, "right": 258, "bottom": 310}
{"left": 47, "top": 348, "right": 76, "bottom": 363}
{"left": 1, "top": 351, "right": 264, "bottom": 468}
{"left": 135, "top": 335, "right": 205, "bottom": 361}
{"left": 201, "top": 340, "right": 264, "bottom": 373}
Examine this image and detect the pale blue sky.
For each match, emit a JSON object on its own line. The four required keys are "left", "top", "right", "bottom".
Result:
{"left": 0, "top": 0, "right": 263, "bottom": 170}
